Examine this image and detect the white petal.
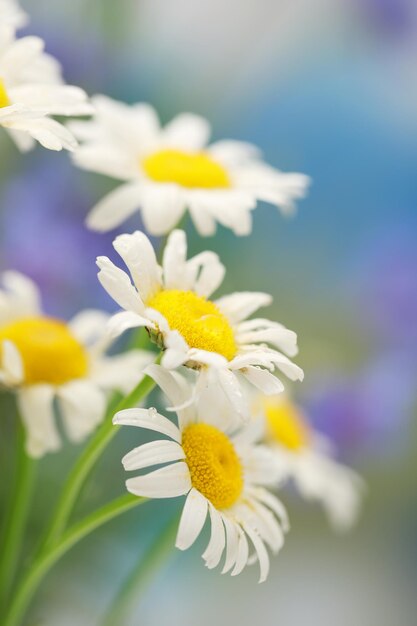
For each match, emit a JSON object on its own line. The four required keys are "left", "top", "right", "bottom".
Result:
{"left": 242, "top": 366, "right": 284, "bottom": 395}
{"left": 162, "top": 113, "right": 210, "bottom": 151}
{"left": 160, "top": 330, "right": 189, "bottom": 369}
{"left": 113, "top": 407, "right": 181, "bottom": 442}
{"left": 113, "top": 230, "right": 160, "bottom": 302}
{"left": 126, "top": 462, "right": 191, "bottom": 498}
{"left": 176, "top": 488, "right": 208, "bottom": 550}
{"left": 237, "top": 326, "right": 298, "bottom": 358}
{"left": 57, "top": 381, "right": 106, "bottom": 443}
{"left": 216, "top": 368, "right": 249, "bottom": 422}
{"left": 5, "top": 116, "right": 78, "bottom": 152}
{"left": 252, "top": 488, "right": 290, "bottom": 533}
{"left": 208, "top": 140, "right": 262, "bottom": 165}
{"left": 122, "top": 440, "right": 185, "bottom": 471}
{"left": 17, "top": 385, "right": 60, "bottom": 458}
{"left": 96, "top": 256, "right": 145, "bottom": 314}
{"left": 86, "top": 183, "right": 142, "bottom": 233}
{"left": 0, "top": 340, "right": 23, "bottom": 385}
{"left": 1, "top": 270, "right": 41, "bottom": 317}
{"left": 140, "top": 184, "right": 185, "bottom": 236}
{"left": 231, "top": 527, "right": 250, "bottom": 576}
{"left": 144, "top": 364, "right": 195, "bottom": 429}
{"left": 106, "top": 311, "right": 151, "bottom": 339}
{"left": 187, "top": 251, "right": 225, "bottom": 298}
{"left": 202, "top": 503, "right": 226, "bottom": 569}
{"left": 69, "top": 309, "right": 110, "bottom": 346}
{"left": 242, "top": 523, "right": 270, "bottom": 583}
{"left": 188, "top": 202, "right": 217, "bottom": 237}
{"left": 91, "top": 349, "right": 154, "bottom": 393}
{"left": 221, "top": 515, "right": 240, "bottom": 574}
{"left": 216, "top": 292, "right": 272, "bottom": 323}
{"left": 162, "top": 229, "right": 188, "bottom": 290}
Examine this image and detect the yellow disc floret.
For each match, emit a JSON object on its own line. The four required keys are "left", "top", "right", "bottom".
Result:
{"left": 0, "top": 317, "right": 89, "bottom": 385}
{"left": 142, "top": 149, "right": 230, "bottom": 189}
{"left": 147, "top": 289, "right": 237, "bottom": 361}
{"left": 0, "top": 78, "right": 10, "bottom": 108}
{"left": 264, "top": 399, "right": 311, "bottom": 451}
{"left": 182, "top": 423, "right": 243, "bottom": 509}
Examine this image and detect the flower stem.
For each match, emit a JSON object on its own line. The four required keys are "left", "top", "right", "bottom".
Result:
{"left": 103, "top": 514, "right": 178, "bottom": 626}
{"left": 3, "top": 494, "right": 146, "bottom": 626}
{"left": 41, "top": 369, "right": 157, "bottom": 552}
{"left": 0, "top": 420, "right": 36, "bottom": 612}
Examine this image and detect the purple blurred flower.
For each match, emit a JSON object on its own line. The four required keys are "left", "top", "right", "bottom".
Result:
{"left": 305, "top": 352, "right": 416, "bottom": 460}
{"left": 0, "top": 155, "right": 117, "bottom": 318}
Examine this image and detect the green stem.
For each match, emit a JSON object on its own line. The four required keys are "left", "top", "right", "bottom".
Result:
{"left": 3, "top": 494, "right": 146, "bottom": 626}
{"left": 41, "top": 370, "right": 157, "bottom": 552}
{"left": 0, "top": 421, "right": 36, "bottom": 611}
{"left": 103, "top": 515, "right": 178, "bottom": 626}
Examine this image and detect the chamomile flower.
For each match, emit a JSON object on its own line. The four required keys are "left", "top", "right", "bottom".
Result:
{"left": 97, "top": 229, "right": 303, "bottom": 422}
{"left": 114, "top": 364, "right": 290, "bottom": 582}
{"left": 0, "top": 0, "right": 28, "bottom": 30}
{"left": 258, "top": 395, "right": 365, "bottom": 531}
{"left": 0, "top": 28, "right": 92, "bottom": 152}
{"left": 0, "top": 271, "right": 153, "bottom": 458}
{"left": 70, "top": 96, "right": 310, "bottom": 236}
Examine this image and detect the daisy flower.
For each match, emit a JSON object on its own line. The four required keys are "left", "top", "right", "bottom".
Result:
{"left": 114, "top": 364, "right": 290, "bottom": 582}
{"left": 0, "top": 0, "right": 28, "bottom": 30}
{"left": 258, "top": 394, "right": 365, "bottom": 531}
{"left": 97, "top": 229, "right": 304, "bottom": 422}
{"left": 0, "top": 28, "right": 92, "bottom": 152}
{"left": 70, "top": 96, "right": 310, "bottom": 236}
{"left": 0, "top": 271, "right": 153, "bottom": 458}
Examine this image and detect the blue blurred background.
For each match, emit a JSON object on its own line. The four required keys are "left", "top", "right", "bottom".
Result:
{"left": 1, "top": 0, "right": 417, "bottom": 624}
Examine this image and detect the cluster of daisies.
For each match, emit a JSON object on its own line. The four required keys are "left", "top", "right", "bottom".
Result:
{"left": 0, "top": 0, "right": 363, "bottom": 583}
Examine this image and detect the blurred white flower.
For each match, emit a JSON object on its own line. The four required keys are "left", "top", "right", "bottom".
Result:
{"left": 70, "top": 96, "right": 310, "bottom": 236}
{"left": 97, "top": 229, "right": 303, "bottom": 423}
{"left": 114, "top": 364, "right": 289, "bottom": 582}
{"left": 0, "top": 29, "right": 92, "bottom": 151}
{"left": 257, "top": 394, "right": 365, "bottom": 531}
{"left": 0, "top": 271, "right": 154, "bottom": 458}
{"left": 0, "top": 0, "right": 28, "bottom": 30}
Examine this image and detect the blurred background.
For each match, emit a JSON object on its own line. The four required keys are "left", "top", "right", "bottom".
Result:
{"left": 1, "top": 0, "right": 417, "bottom": 624}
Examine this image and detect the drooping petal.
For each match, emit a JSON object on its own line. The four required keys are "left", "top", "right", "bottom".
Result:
{"left": 176, "top": 488, "right": 208, "bottom": 550}
{"left": 202, "top": 503, "right": 226, "bottom": 569}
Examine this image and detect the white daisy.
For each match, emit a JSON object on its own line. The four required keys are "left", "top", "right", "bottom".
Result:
{"left": 70, "top": 96, "right": 310, "bottom": 236}
{"left": 0, "top": 0, "right": 28, "bottom": 30}
{"left": 257, "top": 394, "right": 365, "bottom": 532}
{"left": 114, "top": 364, "right": 290, "bottom": 582}
{"left": 97, "top": 229, "right": 304, "bottom": 423}
{"left": 0, "top": 271, "right": 154, "bottom": 458}
{"left": 0, "top": 28, "right": 92, "bottom": 152}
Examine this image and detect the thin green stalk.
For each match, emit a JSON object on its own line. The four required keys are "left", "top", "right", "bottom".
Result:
{"left": 41, "top": 369, "right": 157, "bottom": 551}
{"left": 0, "top": 421, "right": 36, "bottom": 611}
{"left": 103, "top": 515, "right": 178, "bottom": 626}
{"left": 3, "top": 494, "right": 146, "bottom": 626}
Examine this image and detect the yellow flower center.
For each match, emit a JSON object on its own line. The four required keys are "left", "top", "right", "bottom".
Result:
{"left": 182, "top": 423, "right": 243, "bottom": 509}
{"left": 142, "top": 149, "right": 230, "bottom": 189}
{"left": 0, "top": 78, "right": 10, "bottom": 108}
{"left": 147, "top": 289, "right": 237, "bottom": 361}
{"left": 264, "top": 399, "right": 311, "bottom": 451}
{"left": 0, "top": 317, "right": 89, "bottom": 385}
